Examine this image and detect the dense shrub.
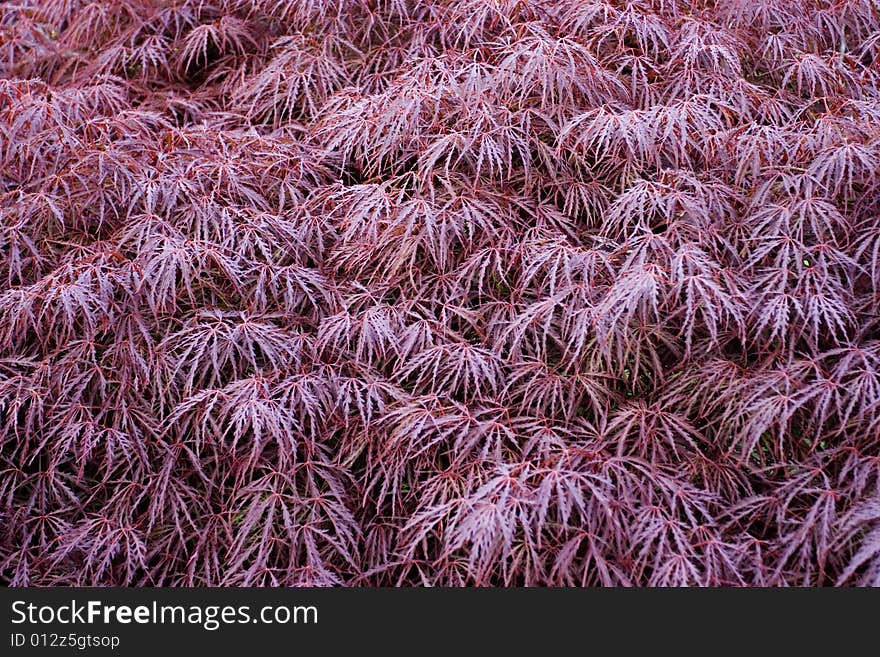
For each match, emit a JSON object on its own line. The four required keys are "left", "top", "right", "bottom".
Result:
{"left": 1, "top": 0, "right": 879, "bottom": 586}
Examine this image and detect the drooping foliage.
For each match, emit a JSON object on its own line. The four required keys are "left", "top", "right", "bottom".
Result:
{"left": 1, "top": 0, "right": 879, "bottom": 587}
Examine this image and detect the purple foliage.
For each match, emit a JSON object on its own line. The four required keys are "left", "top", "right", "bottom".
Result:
{"left": 1, "top": 0, "right": 879, "bottom": 587}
